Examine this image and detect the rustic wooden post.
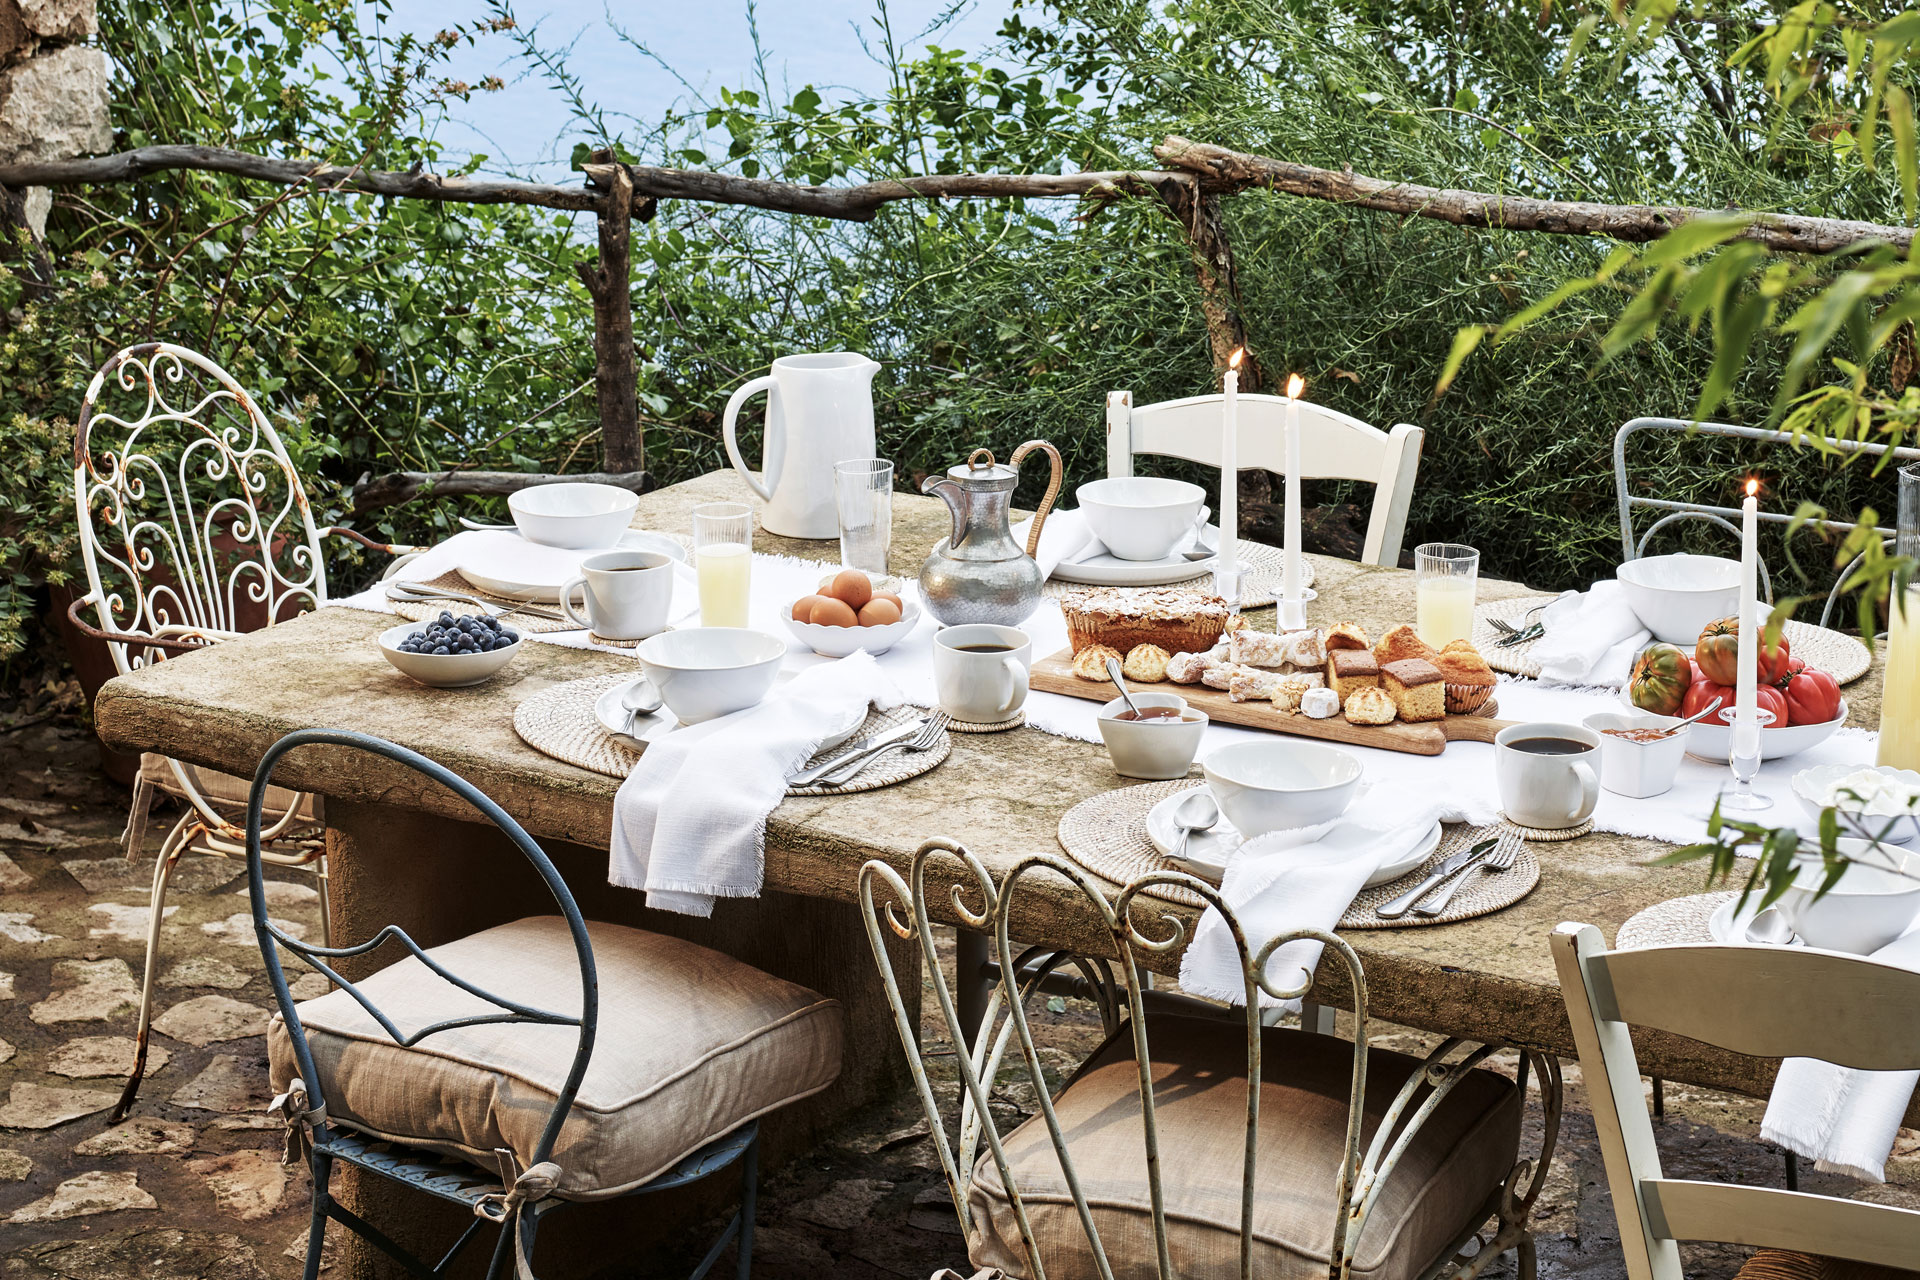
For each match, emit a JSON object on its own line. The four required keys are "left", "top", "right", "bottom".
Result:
{"left": 576, "top": 153, "right": 643, "bottom": 473}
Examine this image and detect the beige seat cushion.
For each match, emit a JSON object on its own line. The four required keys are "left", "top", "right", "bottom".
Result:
{"left": 267, "top": 916, "right": 843, "bottom": 1199}
{"left": 1736, "top": 1250, "right": 1920, "bottom": 1280}
{"left": 967, "top": 1015, "right": 1521, "bottom": 1280}
{"left": 140, "top": 752, "right": 319, "bottom": 825}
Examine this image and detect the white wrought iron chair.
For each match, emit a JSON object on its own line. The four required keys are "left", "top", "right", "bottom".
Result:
{"left": 1552, "top": 923, "right": 1920, "bottom": 1280}
{"left": 861, "top": 841, "right": 1561, "bottom": 1280}
{"left": 69, "top": 342, "right": 421, "bottom": 1121}
{"left": 1104, "top": 389, "right": 1424, "bottom": 567}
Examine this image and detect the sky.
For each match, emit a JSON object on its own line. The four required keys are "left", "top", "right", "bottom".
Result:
{"left": 386, "top": 0, "right": 1013, "bottom": 178}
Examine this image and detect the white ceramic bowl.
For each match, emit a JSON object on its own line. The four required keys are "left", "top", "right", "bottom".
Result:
{"left": 1777, "top": 847, "right": 1920, "bottom": 953}
{"left": 508, "top": 482, "right": 641, "bottom": 550}
{"left": 784, "top": 598, "right": 923, "bottom": 658}
{"left": 1616, "top": 553, "right": 1740, "bottom": 645}
{"left": 1792, "top": 763, "right": 1920, "bottom": 844}
{"left": 377, "top": 621, "right": 522, "bottom": 688}
{"left": 636, "top": 627, "right": 786, "bottom": 724}
{"left": 1583, "top": 710, "right": 1691, "bottom": 799}
{"left": 1097, "top": 693, "right": 1208, "bottom": 781}
{"left": 1201, "top": 739, "right": 1362, "bottom": 837}
{"left": 1075, "top": 477, "right": 1207, "bottom": 562}
{"left": 1618, "top": 687, "right": 1847, "bottom": 762}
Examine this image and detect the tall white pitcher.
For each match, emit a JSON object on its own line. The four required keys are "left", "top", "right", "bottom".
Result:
{"left": 722, "top": 352, "right": 881, "bottom": 539}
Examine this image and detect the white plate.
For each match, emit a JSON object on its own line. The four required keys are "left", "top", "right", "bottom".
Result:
{"left": 1144, "top": 788, "right": 1440, "bottom": 887}
{"left": 1050, "top": 524, "right": 1219, "bottom": 586}
{"left": 591, "top": 675, "right": 868, "bottom": 751}
{"left": 456, "top": 529, "right": 689, "bottom": 603}
{"left": 1707, "top": 894, "right": 1804, "bottom": 946}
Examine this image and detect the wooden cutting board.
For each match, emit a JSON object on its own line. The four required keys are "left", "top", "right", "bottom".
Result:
{"left": 1030, "top": 648, "right": 1513, "bottom": 756}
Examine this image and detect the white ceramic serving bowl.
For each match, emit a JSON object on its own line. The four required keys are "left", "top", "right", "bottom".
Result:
{"left": 377, "top": 621, "right": 522, "bottom": 688}
{"left": 1618, "top": 686, "right": 1847, "bottom": 762}
{"left": 1583, "top": 710, "right": 1691, "bottom": 799}
{"left": 1616, "top": 553, "right": 1740, "bottom": 645}
{"left": 508, "top": 482, "right": 641, "bottom": 550}
{"left": 1792, "top": 763, "right": 1920, "bottom": 844}
{"left": 1201, "top": 739, "right": 1363, "bottom": 837}
{"left": 1097, "top": 693, "right": 1208, "bottom": 781}
{"left": 1776, "top": 844, "right": 1920, "bottom": 953}
{"left": 784, "top": 597, "right": 923, "bottom": 658}
{"left": 636, "top": 627, "right": 786, "bottom": 724}
{"left": 1074, "top": 476, "right": 1208, "bottom": 562}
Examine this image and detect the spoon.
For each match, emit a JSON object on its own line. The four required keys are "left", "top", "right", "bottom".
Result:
{"left": 620, "top": 678, "right": 664, "bottom": 735}
{"left": 1106, "top": 656, "right": 1144, "bottom": 717}
{"left": 1168, "top": 789, "right": 1221, "bottom": 863}
{"left": 1744, "top": 906, "right": 1796, "bottom": 945}
{"left": 1181, "top": 509, "right": 1216, "bottom": 561}
{"left": 1653, "top": 696, "right": 1724, "bottom": 737}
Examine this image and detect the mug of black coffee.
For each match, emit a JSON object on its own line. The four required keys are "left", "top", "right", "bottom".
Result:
{"left": 1495, "top": 722, "right": 1600, "bottom": 829}
{"left": 933, "top": 624, "right": 1031, "bottom": 723}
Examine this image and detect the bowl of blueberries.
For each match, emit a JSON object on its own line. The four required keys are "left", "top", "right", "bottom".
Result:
{"left": 378, "top": 613, "right": 523, "bottom": 688}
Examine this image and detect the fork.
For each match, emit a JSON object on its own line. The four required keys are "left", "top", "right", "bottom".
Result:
{"left": 1488, "top": 603, "right": 1548, "bottom": 648}
{"left": 1413, "top": 835, "right": 1520, "bottom": 916}
{"left": 816, "top": 713, "right": 949, "bottom": 787}
{"left": 385, "top": 580, "right": 568, "bottom": 623}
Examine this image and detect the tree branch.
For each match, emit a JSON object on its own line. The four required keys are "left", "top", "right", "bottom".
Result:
{"left": 349, "top": 468, "right": 654, "bottom": 514}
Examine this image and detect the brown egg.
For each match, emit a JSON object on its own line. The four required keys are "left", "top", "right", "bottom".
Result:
{"left": 830, "top": 569, "right": 873, "bottom": 610}
{"left": 810, "top": 596, "right": 858, "bottom": 628}
{"left": 871, "top": 590, "right": 903, "bottom": 611}
{"left": 857, "top": 597, "right": 902, "bottom": 627}
{"left": 792, "top": 594, "right": 830, "bottom": 623}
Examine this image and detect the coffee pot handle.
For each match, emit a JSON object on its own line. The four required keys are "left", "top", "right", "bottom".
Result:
{"left": 1010, "top": 439, "right": 1063, "bottom": 558}
{"left": 722, "top": 375, "right": 780, "bottom": 503}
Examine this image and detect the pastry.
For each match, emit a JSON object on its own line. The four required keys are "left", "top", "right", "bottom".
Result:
{"left": 1327, "top": 649, "right": 1381, "bottom": 702}
{"left": 1165, "top": 650, "right": 1216, "bottom": 685}
{"left": 1343, "top": 685, "right": 1397, "bottom": 726}
{"left": 1374, "top": 623, "right": 1439, "bottom": 667}
{"left": 1229, "top": 629, "right": 1290, "bottom": 669}
{"left": 1202, "top": 662, "right": 1255, "bottom": 692}
{"left": 1122, "top": 644, "right": 1171, "bottom": 683}
{"left": 1381, "top": 658, "right": 1446, "bottom": 722}
{"left": 1271, "top": 673, "right": 1319, "bottom": 712}
{"left": 1061, "top": 588, "right": 1232, "bottom": 656}
{"left": 1072, "top": 643, "right": 1124, "bottom": 682}
{"left": 1326, "top": 622, "right": 1369, "bottom": 652}
{"left": 1435, "top": 639, "right": 1497, "bottom": 713}
{"left": 1300, "top": 686, "right": 1340, "bottom": 719}
{"left": 1228, "top": 670, "right": 1283, "bottom": 703}
{"left": 1278, "top": 628, "right": 1328, "bottom": 668}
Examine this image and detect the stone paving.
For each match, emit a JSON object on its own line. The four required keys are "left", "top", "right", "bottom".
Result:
{"left": 1, "top": 716, "right": 1916, "bottom": 1278}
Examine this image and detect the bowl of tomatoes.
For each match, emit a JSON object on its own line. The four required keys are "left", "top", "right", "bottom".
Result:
{"left": 1625, "top": 614, "right": 1846, "bottom": 762}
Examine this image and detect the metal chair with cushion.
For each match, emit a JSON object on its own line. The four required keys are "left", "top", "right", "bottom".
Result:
{"left": 69, "top": 342, "right": 422, "bottom": 1120}
{"left": 1105, "top": 389, "right": 1424, "bottom": 566}
{"left": 1552, "top": 922, "right": 1920, "bottom": 1280}
{"left": 861, "top": 841, "right": 1561, "bottom": 1280}
{"left": 250, "top": 729, "right": 845, "bottom": 1280}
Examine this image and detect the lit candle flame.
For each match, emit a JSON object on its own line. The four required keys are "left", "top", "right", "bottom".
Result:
{"left": 1229, "top": 347, "right": 1245, "bottom": 371}
{"left": 1746, "top": 477, "right": 1760, "bottom": 498}
{"left": 1286, "top": 373, "right": 1305, "bottom": 399}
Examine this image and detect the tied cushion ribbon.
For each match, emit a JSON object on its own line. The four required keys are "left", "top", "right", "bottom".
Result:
{"left": 474, "top": 1157, "right": 564, "bottom": 1280}
{"left": 266, "top": 1078, "right": 327, "bottom": 1166}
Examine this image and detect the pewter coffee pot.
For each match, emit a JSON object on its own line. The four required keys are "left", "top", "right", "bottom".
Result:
{"left": 918, "top": 440, "right": 1061, "bottom": 626}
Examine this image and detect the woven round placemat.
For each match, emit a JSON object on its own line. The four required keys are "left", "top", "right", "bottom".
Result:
{"left": 947, "top": 711, "right": 1025, "bottom": 733}
{"left": 512, "top": 674, "right": 950, "bottom": 795}
{"left": 1499, "top": 814, "right": 1593, "bottom": 842}
{"left": 1472, "top": 596, "right": 1871, "bottom": 685}
{"left": 1055, "top": 780, "right": 1539, "bottom": 926}
{"left": 1616, "top": 891, "right": 1733, "bottom": 949}
{"left": 1045, "top": 538, "right": 1307, "bottom": 609}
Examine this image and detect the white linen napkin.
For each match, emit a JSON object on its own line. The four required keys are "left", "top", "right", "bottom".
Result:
{"left": 1760, "top": 925, "right": 1920, "bottom": 1182}
{"left": 1012, "top": 508, "right": 1103, "bottom": 579}
{"left": 1178, "top": 797, "right": 1458, "bottom": 1010}
{"left": 608, "top": 653, "right": 903, "bottom": 917}
{"left": 1531, "top": 581, "right": 1650, "bottom": 688}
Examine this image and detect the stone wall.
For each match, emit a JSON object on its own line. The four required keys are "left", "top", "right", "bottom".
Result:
{"left": 0, "top": 0, "right": 109, "bottom": 238}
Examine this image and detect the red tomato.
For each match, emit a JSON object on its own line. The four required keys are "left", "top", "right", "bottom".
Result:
{"left": 1695, "top": 615, "right": 1793, "bottom": 685}
{"left": 1780, "top": 665, "right": 1842, "bottom": 726}
{"left": 1683, "top": 676, "right": 1787, "bottom": 729}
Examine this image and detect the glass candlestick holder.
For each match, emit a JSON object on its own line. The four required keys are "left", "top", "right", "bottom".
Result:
{"left": 1721, "top": 720, "right": 1774, "bottom": 812}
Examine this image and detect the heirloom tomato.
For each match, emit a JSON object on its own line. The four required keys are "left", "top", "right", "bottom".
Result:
{"left": 1683, "top": 672, "right": 1786, "bottom": 728}
{"left": 1694, "top": 615, "right": 1792, "bottom": 685}
{"left": 1628, "top": 643, "right": 1693, "bottom": 716}
{"left": 1780, "top": 665, "right": 1842, "bottom": 726}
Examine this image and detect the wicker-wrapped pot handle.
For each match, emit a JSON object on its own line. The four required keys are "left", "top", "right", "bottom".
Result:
{"left": 1010, "top": 439, "right": 1063, "bottom": 558}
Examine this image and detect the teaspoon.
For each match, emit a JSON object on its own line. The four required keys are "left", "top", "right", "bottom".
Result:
{"left": 1168, "top": 788, "right": 1221, "bottom": 863}
{"left": 621, "top": 678, "right": 664, "bottom": 735}
{"left": 1106, "top": 656, "right": 1145, "bottom": 717}
{"left": 1744, "top": 906, "right": 1796, "bottom": 946}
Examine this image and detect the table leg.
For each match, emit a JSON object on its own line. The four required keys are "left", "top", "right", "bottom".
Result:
{"left": 955, "top": 927, "right": 992, "bottom": 1052}
{"left": 1300, "top": 1000, "right": 1336, "bottom": 1035}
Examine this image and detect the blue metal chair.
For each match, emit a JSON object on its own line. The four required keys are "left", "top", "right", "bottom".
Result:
{"left": 245, "top": 729, "right": 761, "bottom": 1280}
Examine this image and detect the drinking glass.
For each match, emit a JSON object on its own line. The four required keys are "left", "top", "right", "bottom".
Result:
{"left": 834, "top": 458, "right": 893, "bottom": 575}
{"left": 692, "top": 501, "right": 753, "bottom": 628}
{"left": 1415, "top": 543, "right": 1479, "bottom": 648}
{"left": 1880, "top": 464, "right": 1920, "bottom": 769}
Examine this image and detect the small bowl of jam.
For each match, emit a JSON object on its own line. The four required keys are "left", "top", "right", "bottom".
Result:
{"left": 1097, "top": 693, "right": 1208, "bottom": 780}
{"left": 1584, "top": 710, "right": 1690, "bottom": 799}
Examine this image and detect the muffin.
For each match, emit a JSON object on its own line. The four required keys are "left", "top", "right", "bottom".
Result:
{"left": 1434, "top": 639, "right": 1497, "bottom": 714}
{"left": 1061, "top": 588, "right": 1231, "bottom": 657}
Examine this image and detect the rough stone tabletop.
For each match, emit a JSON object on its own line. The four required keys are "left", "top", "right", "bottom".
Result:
{"left": 91, "top": 471, "right": 1902, "bottom": 1118}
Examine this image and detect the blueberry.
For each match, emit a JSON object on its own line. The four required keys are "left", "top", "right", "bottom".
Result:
{"left": 433, "top": 645, "right": 450, "bottom": 656}
{"left": 438, "top": 611, "right": 455, "bottom": 626}
{"left": 500, "top": 629, "right": 518, "bottom": 644}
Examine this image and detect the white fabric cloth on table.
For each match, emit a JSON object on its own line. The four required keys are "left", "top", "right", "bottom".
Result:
{"left": 608, "top": 653, "right": 902, "bottom": 917}
{"left": 1012, "top": 509, "right": 1103, "bottom": 579}
{"left": 1178, "top": 798, "right": 1461, "bottom": 1010}
{"left": 1760, "top": 924, "right": 1920, "bottom": 1182}
{"left": 1529, "top": 581, "right": 1649, "bottom": 688}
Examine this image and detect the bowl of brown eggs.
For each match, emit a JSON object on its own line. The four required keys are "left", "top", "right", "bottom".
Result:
{"left": 784, "top": 569, "right": 923, "bottom": 657}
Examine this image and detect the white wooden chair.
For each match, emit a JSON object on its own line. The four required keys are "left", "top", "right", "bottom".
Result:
{"left": 1105, "top": 390, "right": 1425, "bottom": 567}
{"left": 69, "top": 342, "right": 420, "bottom": 1121}
{"left": 1552, "top": 922, "right": 1920, "bottom": 1280}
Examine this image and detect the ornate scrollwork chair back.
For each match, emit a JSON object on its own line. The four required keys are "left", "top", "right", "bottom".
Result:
{"left": 860, "top": 842, "right": 1561, "bottom": 1280}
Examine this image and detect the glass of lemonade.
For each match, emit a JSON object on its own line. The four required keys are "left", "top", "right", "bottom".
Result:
{"left": 692, "top": 501, "right": 753, "bottom": 628}
{"left": 1415, "top": 542, "right": 1479, "bottom": 648}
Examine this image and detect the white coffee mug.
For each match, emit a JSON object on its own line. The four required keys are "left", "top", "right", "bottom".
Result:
{"left": 558, "top": 550, "right": 673, "bottom": 641}
{"left": 1495, "top": 722, "right": 1600, "bottom": 830}
{"left": 934, "top": 624, "right": 1032, "bottom": 723}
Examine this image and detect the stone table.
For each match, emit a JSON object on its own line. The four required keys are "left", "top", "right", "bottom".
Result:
{"left": 92, "top": 470, "right": 1905, "bottom": 1274}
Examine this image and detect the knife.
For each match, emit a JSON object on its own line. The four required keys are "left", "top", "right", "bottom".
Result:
{"left": 1374, "top": 838, "right": 1498, "bottom": 920}
{"left": 787, "top": 720, "right": 922, "bottom": 786}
